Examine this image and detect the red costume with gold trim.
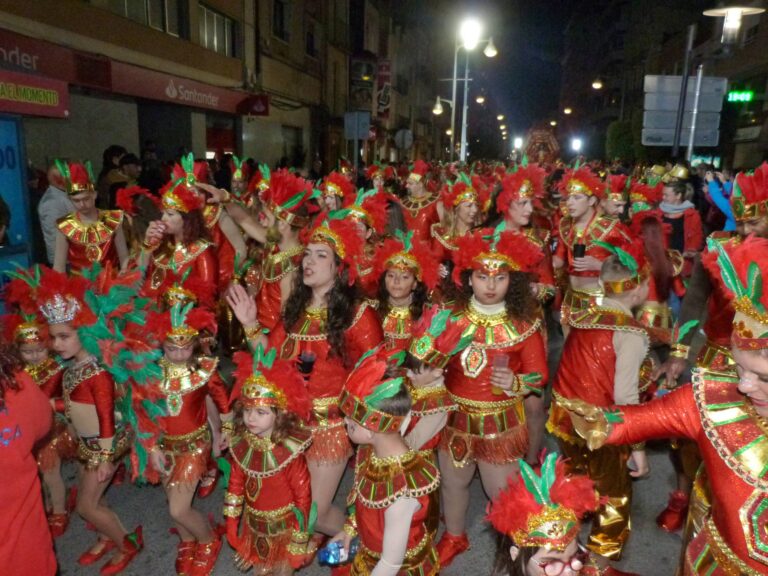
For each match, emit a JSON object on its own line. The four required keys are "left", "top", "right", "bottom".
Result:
{"left": 267, "top": 301, "right": 383, "bottom": 463}
{"left": 255, "top": 244, "right": 303, "bottom": 330}
{"left": 349, "top": 446, "right": 441, "bottom": 576}
{"left": 402, "top": 161, "right": 440, "bottom": 246}
{"left": 146, "top": 240, "right": 218, "bottom": 309}
{"left": 57, "top": 210, "right": 124, "bottom": 274}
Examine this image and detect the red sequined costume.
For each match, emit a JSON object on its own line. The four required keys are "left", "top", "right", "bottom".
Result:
{"left": 348, "top": 445, "right": 441, "bottom": 576}
{"left": 547, "top": 299, "right": 650, "bottom": 560}
{"left": 28, "top": 359, "right": 77, "bottom": 470}
{"left": 401, "top": 196, "right": 440, "bottom": 247}
{"left": 57, "top": 210, "right": 124, "bottom": 274}
{"left": 267, "top": 302, "right": 384, "bottom": 463}
{"left": 157, "top": 356, "right": 230, "bottom": 485}
{"left": 255, "top": 244, "right": 303, "bottom": 331}
{"left": 381, "top": 305, "right": 417, "bottom": 353}
{"left": 225, "top": 428, "right": 312, "bottom": 569}
{"left": 62, "top": 356, "right": 130, "bottom": 469}
{"left": 606, "top": 373, "right": 768, "bottom": 574}
{"left": 146, "top": 240, "right": 218, "bottom": 310}
{"left": 440, "top": 298, "right": 548, "bottom": 467}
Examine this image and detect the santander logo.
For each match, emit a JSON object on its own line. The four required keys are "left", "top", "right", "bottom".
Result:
{"left": 163, "top": 78, "right": 220, "bottom": 108}
{"left": 165, "top": 79, "right": 178, "bottom": 99}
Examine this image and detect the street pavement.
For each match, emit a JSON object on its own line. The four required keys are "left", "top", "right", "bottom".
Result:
{"left": 54, "top": 321, "right": 684, "bottom": 575}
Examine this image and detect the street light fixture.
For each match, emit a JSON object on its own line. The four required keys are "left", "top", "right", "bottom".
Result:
{"left": 513, "top": 136, "right": 523, "bottom": 150}
{"left": 571, "top": 137, "right": 583, "bottom": 152}
{"left": 432, "top": 96, "right": 444, "bottom": 115}
{"left": 446, "top": 129, "right": 452, "bottom": 136}
{"left": 483, "top": 38, "right": 498, "bottom": 58}
{"left": 459, "top": 18, "right": 483, "bottom": 50}
{"left": 499, "top": 124, "right": 506, "bottom": 130}
{"left": 550, "top": 120, "right": 557, "bottom": 127}
{"left": 704, "top": 5, "right": 765, "bottom": 45}
{"left": 476, "top": 94, "right": 486, "bottom": 104}
{"left": 592, "top": 78, "right": 603, "bottom": 90}
{"left": 564, "top": 107, "right": 573, "bottom": 115}
{"left": 497, "top": 114, "right": 504, "bottom": 121}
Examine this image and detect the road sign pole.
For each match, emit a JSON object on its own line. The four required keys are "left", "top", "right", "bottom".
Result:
{"left": 687, "top": 64, "right": 705, "bottom": 162}
{"left": 672, "top": 24, "right": 696, "bottom": 158}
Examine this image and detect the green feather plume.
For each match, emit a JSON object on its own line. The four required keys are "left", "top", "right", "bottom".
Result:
{"left": 674, "top": 320, "right": 699, "bottom": 343}
{"left": 519, "top": 459, "right": 549, "bottom": 505}
{"left": 593, "top": 240, "right": 638, "bottom": 275}
{"left": 365, "top": 376, "right": 403, "bottom": 406}
{"left": 217, "top": 457, "right": 232, "bottom": 490}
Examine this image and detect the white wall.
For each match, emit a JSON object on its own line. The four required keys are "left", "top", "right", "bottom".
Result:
{"left": 23, "top": 91, "right": 139, "bottom": 169}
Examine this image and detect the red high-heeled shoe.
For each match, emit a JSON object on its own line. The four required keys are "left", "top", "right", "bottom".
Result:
{"left": 196, "top": 468, "right": 219, "bottom": 499}
{"left": 435, "top": 531, "right": 470, "bottom": 568}
{"left": 189, "top": 536, "right": 222, "bottom": 576}
{"left": 99, "top": 526, "right": 143, "bottom": 575}
{"left": 47, "top": 513, "right": 70, "bottom": 538}
{"left": 78, "top": 538, "right": 117, "bottom": 566}
{"left": 656, "top": 490, "right": 689, "bottom": 532}
{"left": 176, "top": 540, "right": 197, "bottom": 576}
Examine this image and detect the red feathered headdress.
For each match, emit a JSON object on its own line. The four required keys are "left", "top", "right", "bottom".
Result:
{"left": 343, "top": 189, "right": 390, "bottom": 235}
{"left": 629, "top": 208, "right": 669, "bottom": 240}
{"left": 339, "top": 346, "right": 407, "bottom": 433}
{"left": 441, "top": 173, "right": 491, "bottom": 212}
{"left": 605, "top": 174, "right": 628, "bottom": 200}
{"left": 486, "top": 452, "right": 599, "bottom": 551}
{"left": 160, "top": 179, "right": 204, "bottom": 213}
{"left": 594, "top": 238, "right": 650, "bottom": 295}
{"left": 230, "top": 346, "right": 312, "bottom": 421}
{"left": 305, "top": 211, "right": 366, "bottom": 285}
{"left": 116, "top": 185, "right": 161, "bottom": 216}
{"left": 171, "top": 152, "right": 209, "bottom": 188}
{"left": 1, "top": 313, "right": 47, "bottom": 345}
{"left": 53, "top": 159, "right": 96, "bottom": 196}
{"left": 265, "top": 168, "right": 315, "bottom": 227}
{"left": 703, "top": 235, "right": 768, "bottom": 349}
{"left": 558, "top": 166, "right": 603, "bottom": 199}
{"left": 451, "top": 226, "right": 543, "bottom": 286}
{"left": 409, "top": 159, "right": 430, "bottom": 182}
{"left": 229, "top": 155, "right": 251, "bottom": 182}
{"left": 322, "top": 171, "right": 355, "bottom": 200}
{"left": 146, "top": 302, "right": 217, "bottom": 346}
{"left": 497, "top": 164, "right": 547, "bottom": 213}
{"left": 732, "top": 162, "right": 768, "bottom": 223}
{"left": 629, "top": 181, "right": 663, "bottom": 214}
{"left": 373, "top": 230, "right": 439, "bottom": 291}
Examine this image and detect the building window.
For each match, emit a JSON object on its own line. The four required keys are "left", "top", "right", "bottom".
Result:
{"left": 273, "top": 0, "right": 291, "bottom": 42}
{"left": 199, "top": 4, "right": 235, "bottom": 57}
{"left": 104, "top": 0, "right": 180, "bottom": 36}
{"left": 306, "top": 18, "right": 320, "bottom": 57}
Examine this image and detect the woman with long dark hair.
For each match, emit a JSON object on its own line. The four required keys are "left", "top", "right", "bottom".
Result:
{"left": 227, "top": 212, "right": 383, "bottom": 538}
{"left": 435, "top": 227, "right": 549, "bottom": 569}
{"left": 0, "top": 345, "right": 57, "bottom": 576}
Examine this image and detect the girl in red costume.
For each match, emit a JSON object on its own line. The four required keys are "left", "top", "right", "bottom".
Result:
{"left": 332, "top": 348, "right": 441, "bottom": 576}
{"left": 488, "top": 453, "right": 602, "bottom": 576}
{"left": 563, "top": 235, "right": 768, "bottom": 575}
{"left": 141, "top": 175, "right": 218, "bottom": 311}
{"left": 53, "top": 160, "right": 128, "bottom": 275}
{"left": 0, "top": 346, "right": 57, "bottom": 576}
{"left": 224, "top": 345, "right": 314, "bottom": 576}
{"left": 146, "top": 302, "right": 233, "bottom": 576}
{"left": 35, "top": 265, "right": 162, "bottom": 575}
{"left": 435, "top": 226, "right": 549, "bottom": 568}
{"left": 227, "top": 212, "right": 383, "bottom": 538}
{"left": 343, "top": 188, "right": 391, "bottom": 298}
{"left": 374, "top": 230, "right": 439, "bottom": 352}
{"left": 402, "top": 160, "right": 441, "bottom": 246}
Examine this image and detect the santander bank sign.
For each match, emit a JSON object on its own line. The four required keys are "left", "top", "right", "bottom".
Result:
{"left": 165, "top": 79, "right": 220, "bottom": 108}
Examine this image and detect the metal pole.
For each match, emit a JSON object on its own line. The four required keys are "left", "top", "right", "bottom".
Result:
{"left": 672, "top": 24, "right": 696, "bottom": 158}
{"left": 460, "top": 51, "right": 470, "bottom": 162}
{"left": 450, "top": 44, "right": 459, "bottom": 161}
{"left": 686, "top": 64, "right": 704, "bottom": 162}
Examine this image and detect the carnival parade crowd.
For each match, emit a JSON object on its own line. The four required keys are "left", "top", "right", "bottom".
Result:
{"left": 3, "top": 148, "right": 768, "bottom": 576}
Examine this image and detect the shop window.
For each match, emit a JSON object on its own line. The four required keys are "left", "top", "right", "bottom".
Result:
{"left": 273, "top": 0, "right": 291, "bottom": 42}
{"left": 102, "top": 0, "right": 181, "bottom": 36}
{"left": 199, "top": 4, "right": 235, "bottom": 57}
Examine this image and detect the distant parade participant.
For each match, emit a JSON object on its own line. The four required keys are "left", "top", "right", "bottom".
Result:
{"left": 321, "top": 170, "right": 355, "bottom": 212}
{"left": 562, "top": 234, "right": 768, "bottom": 576}
{"left": 53, "top": 161, "right": 128, "bottom": 275}
{"left": 402, "top": 160, "right": 441, "bottom": 246}
{"left": 343, "top": 188, "right": 391, "bottom": 297}
{"left": 431, "top": 173, "right": 488, "bottom": 267}
{"left": 553, "top": 166, "right": 633, "bottom": 331}
{"left": 227, "top": 212, "right": 383, "bottom": 539}
{"left": 599, "top": 173, "right": 629, "bottom": 219}
{"left": 436, "top": 227, "right": 548, "bottom": 568}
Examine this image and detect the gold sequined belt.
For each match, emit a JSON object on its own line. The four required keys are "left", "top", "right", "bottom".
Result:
{"left": 355, "top": 531, "right": 437, "bottom": 575}
{"left": 312, "top": 397, "right": 343, "bottom": 428}
{"left": 697, "top": 517, "right": 762, "bottom": 576}
{"left": 448, "top": 395, "right": 525, "bottom": 438}
{"left": 245, "top": 503, "right": 294, "bottom": 535}
{"left": 160, "top": 424, "right": 211, "bottom": 454}
{"left": 78, "top": 427, "right": 131, "bottom": 467}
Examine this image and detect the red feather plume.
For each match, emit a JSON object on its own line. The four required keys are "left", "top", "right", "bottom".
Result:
{"left": 267, "top": 168, "right": 313, "bottom": 210}
{"left": 558, "top": 166, "right": 603, "bottom": 199}
{"left": 410, "top": 159, "right": 429, "bottom": 178}
{"left": 606, "top": 174, "right": 628, "bottom": 196}
{"left": 629, "top": 181, "right": 663, "bottom": 206}
{"left": 68, "top": 162, "right": 92, "bottom": 190}
{"left": 116, "top": 185, "right": 160, "bottom": 216}
{"left": 323, "top": 171, "right": 355, "bottom": 199}
{"left": 734, "top": 162, "right": 768, "bottom": 205}
{"left": 451, "top": 229, "right": 542, "bottom": 285}
{"left": 160, "top": 180, "right": 204, "bottom": 212}
{"left": 497, "top": 164, "right": 547, "bottom": 213}
{"left": 372, "top": 237, "right": 440, "bottom": 291}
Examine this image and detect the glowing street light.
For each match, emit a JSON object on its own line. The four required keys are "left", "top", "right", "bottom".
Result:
{"left": 446, "top": 128, "right": 452, "bottom": 136}
{"left": 459, "top": 18, "right": 483, "bottom": 50}
{"left": 497, "top": 114, "right": 504, "bottom": 121}
{"left": 499, "top": 124, "right": 506, "bottom": 130}
{"left": 550, "top": 120, "right": 557, "bottom": 127}
{"left": 476, "top": 94, "right": 486, "bottom": 104}
{"left": 432, "top": 96, "right": 444, "bottom": 115}
{"left": 513, "top": 136, "right": 523, "bottom": 150}
{"left": 564, "top": 107, "right": 573, "bottom": 115}
{"left": 592, "top": 78, "right": 603, "bottom": 90}
{"left": 571, "top": 137, "right": 583, "bottom": 152}
{"left": 483, "top": 37, "right": 498, "bottom": 58}
{"left": 704, "top": 5, "right": 765, "bottom": 45}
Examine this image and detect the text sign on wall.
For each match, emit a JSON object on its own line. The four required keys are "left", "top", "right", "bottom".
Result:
{"left": 0, "top": 69, "right": 69, "bottom": 118}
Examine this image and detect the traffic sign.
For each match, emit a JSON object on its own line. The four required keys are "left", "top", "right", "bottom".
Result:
{"left": 643, "top": 111, "right": 721, "bottom": 131}
{"left": 644, "top": 75, "right": 727, "bottom": 96}
{"left": 644, "top": 92, "right": 724, "bottom": 113}
{"left": 344, "top": 111, "right": 371, "bottom": 140}
{"left": 641, "top": 128, "right": 719, "bottom": 147}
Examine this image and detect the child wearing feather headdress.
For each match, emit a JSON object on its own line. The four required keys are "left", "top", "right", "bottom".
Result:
{"left": 547, "top": 240, "right": 650, "bottom": 572}
{"left": 224, "top": 345, "right": 314, "bottom": 576}
{"left": 145, "top": 301, "right": 232, "bottom": 576}
{"left": 52, "top": 160, "right": 129, "bottom": 275}
{"left": 333, "top": 347, "right": 440, "bottom": 576}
